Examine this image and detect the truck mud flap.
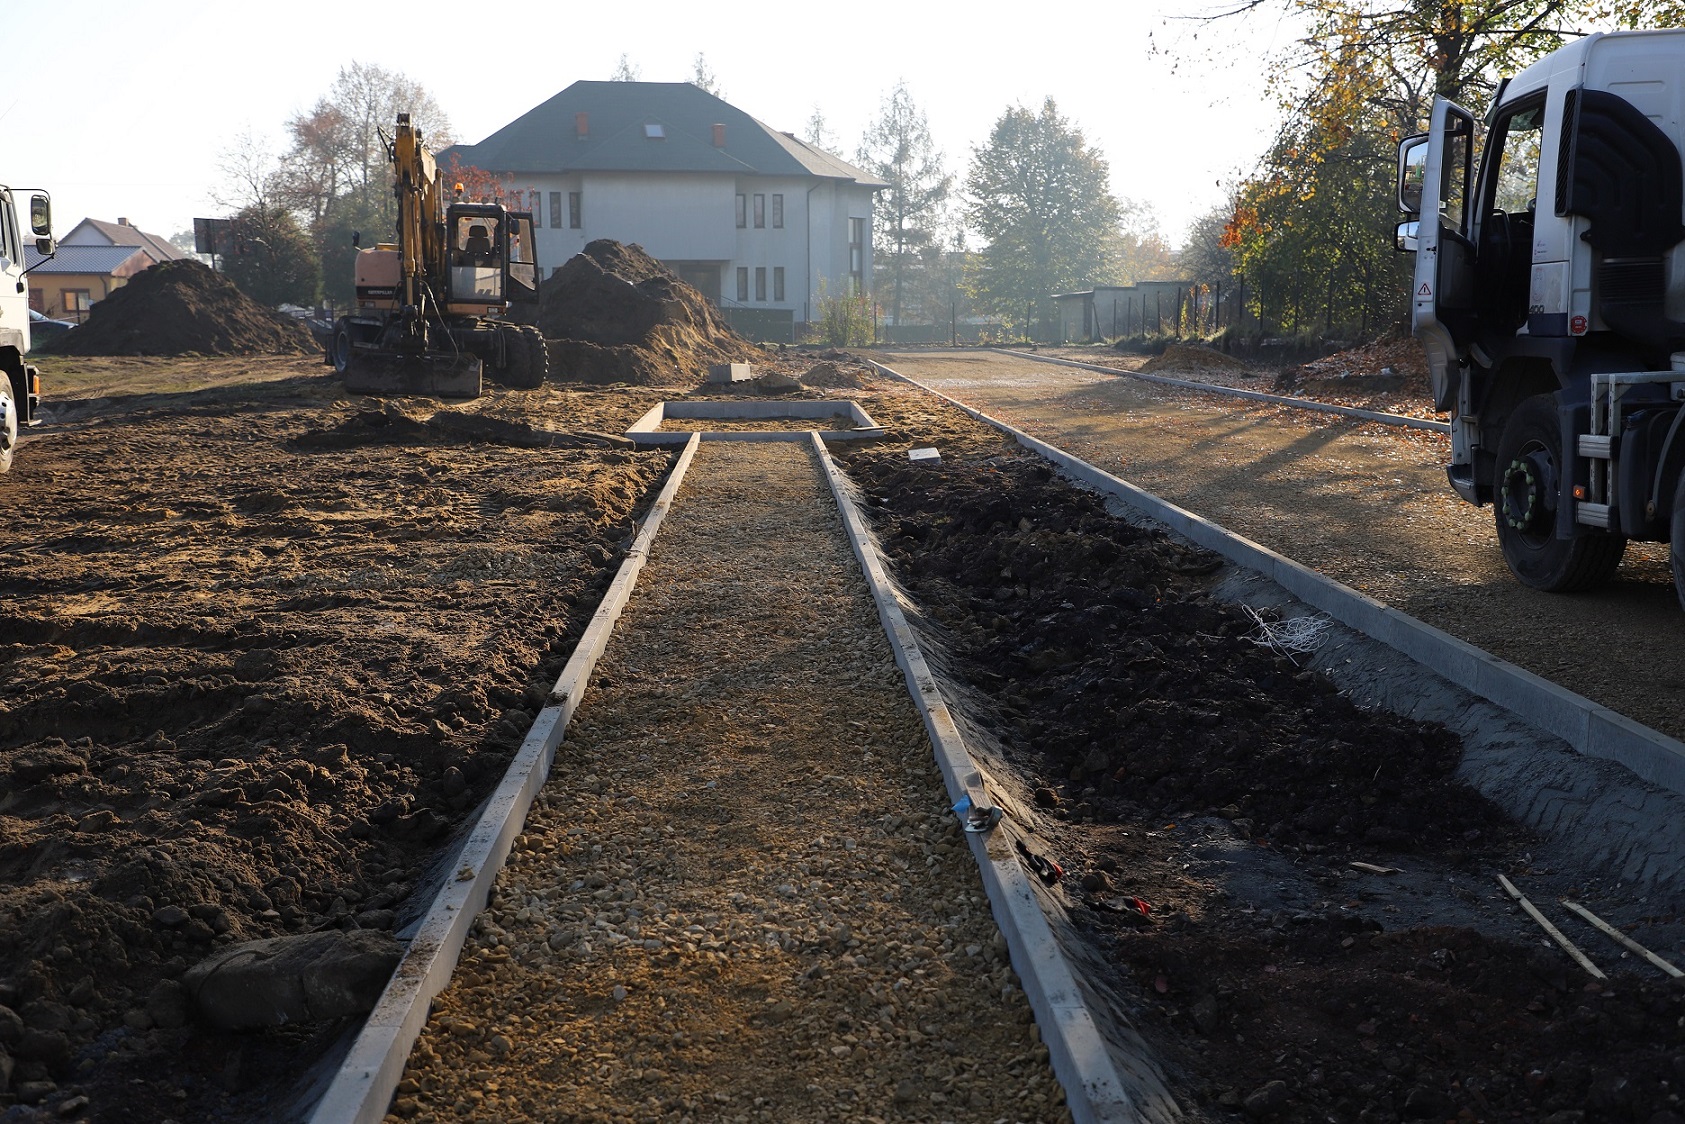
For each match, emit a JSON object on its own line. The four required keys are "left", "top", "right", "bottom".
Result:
{"left": 342, "top": 352, "right": 483, "bottom": 399}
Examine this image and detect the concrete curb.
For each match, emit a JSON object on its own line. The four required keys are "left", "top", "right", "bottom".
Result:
{"left": 810, "top": 432, "right": 1149, "bottom": 1124}
{"left": 867, "top": 359, "right": 1685, "bottom": 799}
{"left": 989, "top": 347, "right": 1452, "bottom": 434}
{"left": 627, "top": 398, "right": 884, "bottom": 445}
{"left": 309, "top": 434, "right": 703, "bottom": 1124}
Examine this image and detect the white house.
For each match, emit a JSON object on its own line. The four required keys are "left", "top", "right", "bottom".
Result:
{"left": 439, "top": 82, "right": 884, "bottom": 340}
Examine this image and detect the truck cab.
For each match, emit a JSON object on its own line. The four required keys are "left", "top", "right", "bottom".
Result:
{"left": 1397, "top": 31, "right": 1685, "bottom": 604}
{"left": 0, "top": 186, "right": 53, "bottom": 473}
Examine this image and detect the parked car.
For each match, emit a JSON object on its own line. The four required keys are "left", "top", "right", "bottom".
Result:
{"left": 29, "top": 308, "right": 75, "bottom": 343}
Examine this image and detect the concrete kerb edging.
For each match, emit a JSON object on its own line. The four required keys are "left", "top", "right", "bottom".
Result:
{"left": 809, "top": 432, "right": 1143, "bottom": 1124}
{"left": 994, "top": 347, "right": 1453, "bottom": 435}
{"left": 309, "top": 433, "right": 704, "bottom": 1124}
{"left": 626, "top": 399, "right": 885, "bottom": 446}
{"left": 866, "top": 359, "right": 1685, "bottom": 799}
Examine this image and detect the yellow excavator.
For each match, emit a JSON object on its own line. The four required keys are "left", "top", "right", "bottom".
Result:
{"left": 327, "top": 113, "right": 546, "bottom": 397}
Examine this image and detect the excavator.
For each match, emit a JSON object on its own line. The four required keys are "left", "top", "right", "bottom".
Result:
{"left": 327, "top": 113, "right": 546, "bottom": 397}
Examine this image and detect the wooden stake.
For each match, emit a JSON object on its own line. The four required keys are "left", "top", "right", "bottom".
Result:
{"left": 1561, "top": 900, "right": 1684, "bottom": 979}
{"left": 1497, "top": 874, "right": 1606, "bottom": 980}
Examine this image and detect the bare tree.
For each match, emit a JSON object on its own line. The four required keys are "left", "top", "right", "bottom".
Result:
{"left": 611, "top": 53, "right": 641, "bottom": 81}
{"left": 804, "top": 106, "right": 835, "bottom": 152}
{"left": 691, "top": 53, "right": 723, "bottom": 97}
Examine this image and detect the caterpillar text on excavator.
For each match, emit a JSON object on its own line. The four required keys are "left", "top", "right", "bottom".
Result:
{"left": 327, "top": 113, "right": 546, "bottom": 398}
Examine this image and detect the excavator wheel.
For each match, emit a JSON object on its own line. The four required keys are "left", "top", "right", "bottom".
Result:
{"left": 494, "top": 323, "right": 546, "bottom": 389}
{"left": 1493, "top": 393, "right": 1626, "bottom": 592}
{"left": 521, "top": 326, "right": 549, "bottom": 388}
{"left": 330, "top": 319, "right": 353, "bottom": 375}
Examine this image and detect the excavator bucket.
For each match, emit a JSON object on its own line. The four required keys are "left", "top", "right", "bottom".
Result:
{"left": 342, "top": 351, "right": 483, "bottom": 399}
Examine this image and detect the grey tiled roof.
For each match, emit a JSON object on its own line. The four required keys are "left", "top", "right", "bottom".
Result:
{"left": 24, "top": 245, "right": 153, "bottom": 274}
{"left": 61, "top": 218, "right": 187, "bottom": 261}
{"left": 441, "top": 81, "right": 885, "bottom": 187}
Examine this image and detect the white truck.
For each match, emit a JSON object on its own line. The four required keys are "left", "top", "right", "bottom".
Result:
{"left": 0, "top": 185, "right": 53, "bottom": 473}
{"left": 1397, "top": 29, "right": 1685, "bottom": 606}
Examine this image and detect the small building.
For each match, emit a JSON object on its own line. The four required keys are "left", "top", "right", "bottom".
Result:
{"left": 439, "top": 81, "right": 885, "bottom": 341}
{"left": 26, "top": 217, "right": 186, "bottom": 322}
{"left": 1054, "top": 280, "right": 1196, "bottom": 342}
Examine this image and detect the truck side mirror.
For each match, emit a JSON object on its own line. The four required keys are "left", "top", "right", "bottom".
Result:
{"left": 1397, "top": 135, "right": 1428, "bottom": 214}
{"left": 28, "top": 193, "right": 53, "bottom": 256}
{"left": 1395, "top": 220, "right": 1420, "bottom": 252}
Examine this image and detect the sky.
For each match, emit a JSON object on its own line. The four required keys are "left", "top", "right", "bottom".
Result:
{"left": 4, "top": 1, "right": 1305, "bottom": 254}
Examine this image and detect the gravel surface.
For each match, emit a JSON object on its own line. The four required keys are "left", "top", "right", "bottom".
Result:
{"left": 871, "top": 348, "right": 1685, "bottom": 743}
{"left": 392, "top": 441, "right": 1067, "bottom": 1124}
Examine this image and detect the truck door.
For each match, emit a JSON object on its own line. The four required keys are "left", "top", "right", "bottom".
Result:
{"left": 1403, "top": 97, "right": 1477, "bottom": 411}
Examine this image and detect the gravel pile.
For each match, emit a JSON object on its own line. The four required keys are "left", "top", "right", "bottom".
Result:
{"left": 393, "top": 442, "right": 1067, "bottom": 1123}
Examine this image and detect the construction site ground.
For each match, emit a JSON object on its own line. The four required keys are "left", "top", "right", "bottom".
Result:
{"left": 1, "top": 349, "right": 1683, "bottom": 1123}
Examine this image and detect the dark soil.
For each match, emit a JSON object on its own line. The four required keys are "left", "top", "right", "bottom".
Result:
{"left": 537, "top": 240, "right": 757, "bottom": 386}
{"left": 0, "top": 379, "right": 671, "bottom": 1122}
{"left": 41, "top": 261, "right": 318, "bottom": 358}
{"left": 836, "top": 445, "right": 1685, "bottom": 1123}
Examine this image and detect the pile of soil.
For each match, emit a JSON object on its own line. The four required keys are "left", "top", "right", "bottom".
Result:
{"left": 836, "top": 446, "right": 1685, "bottom": 1123}
{"left": 1275, "top": 335, "right": 1432, "bottom": 398}
{"left": 41, "top": 260, "right": 317, "bottom": 358}
{"left": 536, "top": 241, "right": 756, "bottom": 386}
{"left": 1138, "top": 343, "right": 1247, "bottom": 374}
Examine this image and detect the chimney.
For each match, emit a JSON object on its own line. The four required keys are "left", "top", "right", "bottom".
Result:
{"left": 118, "top": 217, "right": 130, "bottom": 226}
{"left": 575, "top": 112, "right": 589, "bottom": 140}
{"left": 712, "top": 123, "right": 726, "bottom": 148}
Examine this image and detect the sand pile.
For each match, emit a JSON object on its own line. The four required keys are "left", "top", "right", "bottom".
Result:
{"left": 42, "top": 260, "right": 317, "bottom": 357}
{"left": 1138, "top": 343, "right": 1247, "bottom": 373}
{"left": 536, "top": 241, "right": 756, "bottom": 386}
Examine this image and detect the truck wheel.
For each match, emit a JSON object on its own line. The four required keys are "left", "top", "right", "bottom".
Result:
{"left": 521, "top": 326, "right": 549, "bottom": 388}
{"left": 0, "top": 383, "right": 15, "bottom": 474}
{"left": 1493, "top": 393, "right": 1626, "bottom": 592}
{"left": 1671, "top": 474, "right": 1685, "bottom": 611}
{"left": 330, "top": 320, "right": 354, "bottom": 375}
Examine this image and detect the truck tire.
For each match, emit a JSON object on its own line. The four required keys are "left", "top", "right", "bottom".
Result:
{"left": 1671, "top": 473, "right": 1685, "bottom": 611}
{"left": 494, "top": 324, "right": 545, "bottom": 389}
{"left": 1493, "top": 393, "right": 1626, "bottom": 592}
{"left": 521, "top": 326, "right": 549, "bottom": 387}
{"left": 0, "top": 382, "right": 15, "bottom": 474}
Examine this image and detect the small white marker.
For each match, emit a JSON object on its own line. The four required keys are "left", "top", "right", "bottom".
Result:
{"left": 908, "top": 447, "right": 940, "bottom": 463}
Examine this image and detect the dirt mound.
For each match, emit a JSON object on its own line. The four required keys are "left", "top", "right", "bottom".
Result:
{"left": 1276, "top": 336, "right": 1432, "bottom": 397}
{"left": 1139, "top": 343, "right": 1247, "bottom": 374}
{"left": 42, "top": 260, "right": 318, "bottom": 357}
{"left": 536, "top": 240, "right": 756, "bottom": 386}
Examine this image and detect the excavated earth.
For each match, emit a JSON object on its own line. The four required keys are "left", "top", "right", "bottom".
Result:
{"left": 0, "top": 346, "right": 1682, "bottom": 1123}
{"left": 40, "top": 260, "right": 317, "bottom": 358}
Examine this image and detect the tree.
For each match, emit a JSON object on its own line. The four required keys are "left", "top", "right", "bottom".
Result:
{"left": 691, "top": 53, "right": 723, "bottom": 97}
{"left": 963, "top": 98, "right": 1122, "bottom": 328}
{"left": 804, "top": 106, "right": 835, "bottom": 151}
{"left": 611, "top": 54, "right": 640, "bottom": 81}
{"left": 222, "top": 205, "right": 320, "bottom": 308}
{"left": 856, "top": 82, "right": 953, "bottom": 326}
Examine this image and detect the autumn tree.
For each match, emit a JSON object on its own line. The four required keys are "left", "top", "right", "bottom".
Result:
{"left": 222, "top": 206, "right": 320, "bottom": 307}
{"left": 857, "top": 82, "right": 953, "bottom": 326}
{"left": 963, "top": 98, "right": 1122, "bottom": 330}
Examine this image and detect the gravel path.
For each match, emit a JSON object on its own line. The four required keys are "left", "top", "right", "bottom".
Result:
{"left": 391, "top": 441, "right": 1068, "bottom": 1124}
{"left": 873, "top": 349, "right": 1685, "bottom": 743}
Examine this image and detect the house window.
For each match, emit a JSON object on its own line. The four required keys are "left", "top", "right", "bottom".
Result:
{"left": 753, "top": 194, "right": 765, "bottom": 228}
{"left": 773, "top": 267, "right": 785, "bottom": 302}
{"left": 63, "top": 289, "right": 92, "bottom": 319}
{"left": 644, "top": 123, "right": 665, "bottom": 139}
{"left": 755, "top": 267, "right": 766, "bottom": 301}
{"left": 568, "top": 192, "right": 582, "bottom": 229}
{"left": 735, "top": 194, "right": 746, "bottom": 229}
{"left": 849, "top": 217, "right": 866, "bottom": 278}
{"left": 735, "top": 267, "right": 749, "bottom": 302}
{"left": 549, "top": 192, "right": 562, "bottom": 229}
{"left": 771, "top": 194, "right": 783, "bottom": 229}
{"left": 28, "top": 288, "right": 42, "bottom": 312}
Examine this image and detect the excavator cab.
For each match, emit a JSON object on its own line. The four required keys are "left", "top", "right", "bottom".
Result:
{"left": 447, "top": 207, "right": 505, "bottom": 308}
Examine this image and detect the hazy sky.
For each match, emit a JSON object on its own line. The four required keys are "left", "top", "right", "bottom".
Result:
{"left": 6, "top": 1, "right": 1304, "bottom": 252}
